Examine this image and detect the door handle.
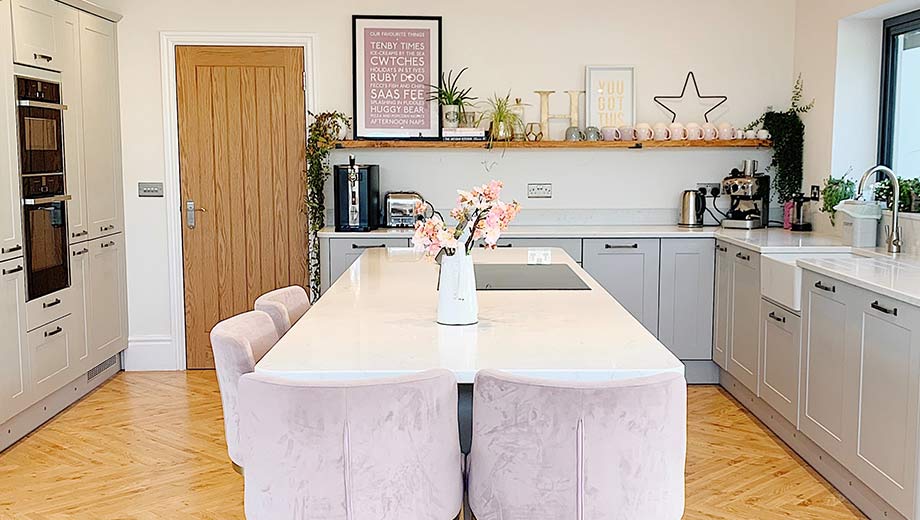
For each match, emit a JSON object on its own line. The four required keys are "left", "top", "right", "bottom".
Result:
{"left": 72, "top": 248, "right": 89, "bottom": 256}
{"left": 814, "top": 281, "right": 836, "bottom": 293}
{"left": 769, "top": 312, "right": 786, "bottom": 324}
{"left": 100, "top": 224, "right": 115, "bottom": 232}
{"left": 44, "top": 326, "right": 63, "bottom": 338}
{"left": 605, "top": 243, "right": 639, "bottom": 249}
{"left": 736, "top": 252, "right": 751, "bottom": 261}
{"left": 2, "top": 244, "right": 22, "bottom": 254}
{"left": 481, "top": 243, "right": 513, "bottom": 248}
{"left": 186, "top": 200, "right": 206, "bottom": 229}
{"left": 71, "top": 230, "right": 88, "bottom": 238}
{"left": 870, "top": 301, "right": 898, "bottom": 316}
{"left": 715, "top": 245, "right": 728, "bottom": 252}
{"left": 33, "top": 53, "right": 53, "bottom": 62}
{"left": 100, "top": 241, "right": 116, "bottom": 249}
{"left": 43, "top": 298, "right": 62, "bottom": 309}
{"left": 2, "top": 265, "right": 23, "bottom": 275}
{"left": 350, "top": 244, "right": 386, "bottom": 249}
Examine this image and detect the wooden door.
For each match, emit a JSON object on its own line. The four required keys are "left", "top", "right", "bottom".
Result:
{"left": 177, "top": 46, "right": 306, "bottom": 369}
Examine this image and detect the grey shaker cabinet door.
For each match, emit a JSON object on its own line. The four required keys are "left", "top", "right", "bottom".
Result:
{"left": 582, "top": 238, "right": 660, "bottom": 336}
{"left": 727, "top": 247, "right": 761, "bottom": 394}
{"left": 328, "top": 238, "right": 411, "bottom": 288}
{"left": 658, "top": 239, "right": 715, "bottom": 360}
{"left": 759, "top": 298, "right": 801, "bottom": 427}
{"left": 713, "top": 241, "right": 733, "bottom": 369}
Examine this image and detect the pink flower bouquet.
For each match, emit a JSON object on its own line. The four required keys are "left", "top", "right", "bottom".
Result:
{"left": 412, "top": 180, "right": 521, "bottom": 257}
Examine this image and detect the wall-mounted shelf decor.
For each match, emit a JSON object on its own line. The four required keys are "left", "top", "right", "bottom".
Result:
{"left": 334, "top": 139, "right": 771, "bottom": 150}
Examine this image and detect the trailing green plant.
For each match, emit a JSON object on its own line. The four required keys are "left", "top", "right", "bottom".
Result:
{"left": 428, "top": 67, "right": 477, "bottom": 116}
{"left": 873, "top": 177, "right": 920, "bottom": 213}
{"left": 484, "top": 91, "right": 523, "bottom": 143}
{"left": 746, "top": 74, "right": 815, "bottom": 203}
{"left": 305, "top": 111, "right": 350, "bottom": 302}
{"left": 819, "top": 170, "right": 856, "bottom": 226}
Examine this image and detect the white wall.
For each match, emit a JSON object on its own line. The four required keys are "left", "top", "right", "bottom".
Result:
{"left": 113, "top": 0, "right": 797, "bottom": 368}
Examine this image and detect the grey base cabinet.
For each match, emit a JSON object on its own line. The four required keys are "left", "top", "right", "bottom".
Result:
{"left": 727, "top": 246, "right": 761, "bottom": 394}
{"left": 713, "top": 241, "right": 732, "bottom": 369}
{"left": 325, "top": 237, "right": 411, "bottom": 292}
{"left": 759, "top": 299, "right": 801, "bottom": 427}
{"left": 583, "top": 238, "right": 660, "bottom": 335}
{"left": 658, "top": 239, "right": 714, "bottom": 360}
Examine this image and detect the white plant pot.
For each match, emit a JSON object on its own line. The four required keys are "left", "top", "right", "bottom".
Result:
{"left": 437, "top": 252, "right": 478, "bottom": 326}
{"left": 442, "top": 105, "right": 461, "bottom": 129}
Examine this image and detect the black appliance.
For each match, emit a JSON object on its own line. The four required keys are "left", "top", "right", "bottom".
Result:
{"left": 334, "top": 155, "right": 380, "bottom": 232}
{"left": 17, "top": 75, "right": 71, "bottom": 300}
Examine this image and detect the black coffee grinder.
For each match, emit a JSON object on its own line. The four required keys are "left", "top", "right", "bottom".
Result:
{"left": 334, "top": 155, "right": 380, "bottom": 232}
{"left": 791, "top": 191, "right": 818, "bottom": 232}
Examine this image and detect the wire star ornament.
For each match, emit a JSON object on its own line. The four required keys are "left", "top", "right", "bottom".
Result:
{"left": 653, "top": 71, "right": 728, "bottom": 123}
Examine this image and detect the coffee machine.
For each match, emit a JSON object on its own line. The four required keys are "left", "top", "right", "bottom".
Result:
{"left": 721, "top": 160, "right": 770, "bottom": 229}
{"left": 334, "top": 155, "right": 380, "bottom": 232}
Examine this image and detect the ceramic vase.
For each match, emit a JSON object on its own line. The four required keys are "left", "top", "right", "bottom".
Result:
{"left": 442, "top": 105, "right": 460, "bottom": 129}
{"left": 490, "top": 120, "right": 513, "bottom": 141}
{"left": 437, "top": 252, "right": 478, "bottom": 326}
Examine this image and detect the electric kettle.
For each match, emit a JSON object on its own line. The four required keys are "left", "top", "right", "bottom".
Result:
{"left": 679, "top": 189, "right": 706, "bottom": 228}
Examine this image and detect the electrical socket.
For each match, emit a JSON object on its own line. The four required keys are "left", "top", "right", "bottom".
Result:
{"left": 697, "top": 182, "right": 721, "bottom": 197}
{"left": 527, "top": 183, "right": 553, "bottom": 199}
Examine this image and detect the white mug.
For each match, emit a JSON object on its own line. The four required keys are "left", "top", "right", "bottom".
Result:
{"left": 686, "top": 122, "right": 703, "bottom": 141}
{"left": 701, "top": 123, "right": 718, "bottom": 141}
{"left": 669, "top": 122, "right": 688, "bottom": 141}
{"left": 601, "top": 126, "right": 621, "bottom": 141}
{"left": 718, "top": 122, "right": 733, "bottom": 131}
{"left": 618, "top": 125, "right": 637, "bottom": 141}
{"left": 636, "top": 123, "right": 654, "bottom": 141}
{"left": 734, "top": 129, "right": 746, "bottom": 140}
{"left": 743, "top": 129, "right": 758, "bottom": 140}
{"left": 718, "top": 126, "right": 734, "bottom": 140}
{"left": 756, "top": 129, "right": 772, "bottom": 140}
{"left": 653, "top": 123, "right": 671, "bottom": 141}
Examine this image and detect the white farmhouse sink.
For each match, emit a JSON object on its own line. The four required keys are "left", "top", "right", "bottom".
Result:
{"left": 761, "top": 253, "right": 861, "bottom": 311}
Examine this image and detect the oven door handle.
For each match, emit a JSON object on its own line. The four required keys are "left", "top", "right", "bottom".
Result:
{"left": 17, "top": 100, "right": 68, "bottom": 110}
{"left": 23, "top": 194, "right": 72, "bottom": 205}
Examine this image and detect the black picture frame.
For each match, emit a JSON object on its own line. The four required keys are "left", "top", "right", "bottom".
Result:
{"left": 878, "top": 8, "right": 920, "bottom": 167}
{"left": 352, "top": 15, "right": 443, "bottom": 140}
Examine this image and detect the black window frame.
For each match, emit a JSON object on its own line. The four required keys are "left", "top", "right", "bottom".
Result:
{"left": 878, "top": 9, "right": 920, "bottom": 167}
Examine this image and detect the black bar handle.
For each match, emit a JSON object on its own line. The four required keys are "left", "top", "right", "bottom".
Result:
{"left": 351, "top": 244, "right": 386, "bottom": 249}
{"left": 44, "top": 326, "right": 63, "bottom": 338}
{"left": 605, "top": 243, "right": 639, "bottom": 249}
{"left": 769, "top": 312, "right": 786, "bottom": 324}
{"left": 814, "top": 281, "right": 836, "bottom": 293}
{"left": 2, "top": 265, "right": 23, "bottom": 275}
{"left": 736, "top": 252, "right": 751, "bottom": 261}
{"left": 871, "top": 301, "right": 898, "bottom": 316}
{"left": 2, "top": 245, "right": 22, "bottom": 254}
{"left": 43, "top": 298, "right": 62, "bottom": 309}
{"left": 481, "top": 243, "right": 513, "bottom": 248}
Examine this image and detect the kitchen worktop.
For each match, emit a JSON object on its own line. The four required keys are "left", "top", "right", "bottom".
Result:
{"left": 798, "top": 252, "right": 920, "bottom": 307}
{"left": 319, "top": 225, "right": 852, "bottom": 253}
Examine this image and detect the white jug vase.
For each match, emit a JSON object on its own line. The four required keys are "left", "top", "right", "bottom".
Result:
{"left": 437, "top": 251, "right": 478, "bottom": 326}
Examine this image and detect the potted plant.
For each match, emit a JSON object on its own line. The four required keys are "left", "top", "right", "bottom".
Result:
{"left": 746, "top": 75, "right": 814, "bottom": 227}
{"left": 485, "top": 92, "right": 523, "bottom": 142}
{"left": 820, "top": 170, "right": 856, "bottom": 226}
{"left": 305, "top": 111, "right": 350, "bottom": 302}
{"left": 429, "top": 67, "right": 477, "bottom": 130}
{"left": 412, "top": 181, "right": 521, "bottom": 325}
{"left": 873, "top": 177, "right": 920, "bottom": 212}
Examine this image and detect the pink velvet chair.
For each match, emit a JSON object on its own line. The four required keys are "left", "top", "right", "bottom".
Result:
{"left": 238, "top": 369, "right": 464, "bottom": 520}
{"left": 209, "top": 310, "right": 280, "bottom": 471}
{"left": 254, "top": 285, "right": 310, "bottom": 337}
{"left": 467, "top": 370, "right": 687, "bottom": 520}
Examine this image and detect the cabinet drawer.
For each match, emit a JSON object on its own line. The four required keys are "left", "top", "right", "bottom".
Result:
{"left": 759, "top": 299, "right": 801, "bottom": 427}
{"left": 27, "top": 314, "right": 78, "bottom": 402}
{"left": 328, "top": 237, "right": 410, "bottom": 286}
{"left": 481, "top": 238, "right": 582, "bottom": 263}
{"left": 26, "top": 286, "right": 75, "bottom": 332}
{"left": 583, "top": 238, "right": 660, "bottom": 335}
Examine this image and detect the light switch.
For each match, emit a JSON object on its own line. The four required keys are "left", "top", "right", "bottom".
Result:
{"left": 138, "top": 182, "right": 164, "bottom": 198}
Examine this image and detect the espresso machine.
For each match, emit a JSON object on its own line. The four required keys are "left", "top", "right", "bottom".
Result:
{"left": 721, "top": 160, "right": 770, "bottom": 229}
{"left": 334, "top": 155, "right": 380, "bottom": 232}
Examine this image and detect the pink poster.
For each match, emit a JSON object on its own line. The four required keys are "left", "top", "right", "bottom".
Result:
{"left": 363, "top": 27, "right": 431, "bottom": 130}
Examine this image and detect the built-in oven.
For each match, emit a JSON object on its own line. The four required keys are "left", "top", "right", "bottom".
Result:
{"left": 16, "top": 74, "right": 71, "bottom": 300}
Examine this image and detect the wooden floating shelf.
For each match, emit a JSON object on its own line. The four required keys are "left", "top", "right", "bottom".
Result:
{"left": 335, "top": 139, "right": 772, "bottom": 150}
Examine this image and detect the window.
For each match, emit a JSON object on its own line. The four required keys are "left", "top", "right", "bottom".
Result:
{"left": 880, "top": 9, "right": 920, "bottom": 177}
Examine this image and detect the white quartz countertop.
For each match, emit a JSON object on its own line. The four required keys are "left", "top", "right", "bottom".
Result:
{"left": 797, "top": 252, "right": 920, "bottom": 308}
{"left": 256, "top": 247, "right": 685, "bottom": 384}
{"left": 319, "top": 225, "right": 852, "bottom": 253}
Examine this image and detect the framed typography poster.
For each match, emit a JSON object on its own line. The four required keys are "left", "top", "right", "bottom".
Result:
{"left": 353, "top": 15, "right": 442, "bottom": 139}
{"left": 585, "top": 65, "right": 636, "bottom": 129}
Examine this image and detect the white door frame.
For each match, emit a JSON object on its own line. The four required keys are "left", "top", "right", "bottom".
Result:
{"left": 159, "top": 32, "right": 317, "bottom": 370}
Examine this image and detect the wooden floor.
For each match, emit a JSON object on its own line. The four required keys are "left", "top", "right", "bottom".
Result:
{"left": 0, "top": 371, "right": 866, "bottom": 519}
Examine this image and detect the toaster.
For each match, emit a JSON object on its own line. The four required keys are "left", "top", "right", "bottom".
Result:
{"left": 384, "top": 192, "right": 424, "bottom": 227}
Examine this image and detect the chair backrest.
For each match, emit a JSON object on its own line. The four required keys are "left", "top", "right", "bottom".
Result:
{"left": 468, "top": 370, "right": 687, "bottom": 520}
{"left": 238, "top": 369, "right": 463, "bottom": 520}
{"left": 209, "top": 310, "right": 280, "bottom": 467}
{"left": 254, "top": 285, "right": 310, "bottom": 337}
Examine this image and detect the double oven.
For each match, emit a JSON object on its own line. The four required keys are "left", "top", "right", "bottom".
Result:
{"left": 16, "top": 73, "right": 71, "bottom": 301}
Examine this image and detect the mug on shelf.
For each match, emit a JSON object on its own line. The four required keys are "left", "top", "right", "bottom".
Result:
{"left": 601, "top": 126, "right": 621, "bottom": 141}
{"left": 636, "top": 123, "right": 654, "bottom": 141}
{"left": 702, "top": 122, "right": 718, "bottom": 141}
{"left": 618, "top": 125, "right": 637, "bottom": 141}
{"left": 669, "top": 122, "right": 688, "bottom": 141}
{"left": 653, "top": 123, "right": 671, "bottom": 141}
{"left": 718, "top": 125, "right": 734, "bottom": 140}
{"left": 565, "top": 126, "right": 586, "bottom": 141}
{"left": 585, "top": 126, "right": 604, "bottom": 142}
{"left": 743, "top": 129, "right": 757, "bottom": 140}
{"left": 734, "top": 129, "right": 746, "bottom": 140}
{"left": 756, "top": 129, "right": 772, "bottom": 140}
{"left": 686, "top": 122, "right": 703, "bottom": 141}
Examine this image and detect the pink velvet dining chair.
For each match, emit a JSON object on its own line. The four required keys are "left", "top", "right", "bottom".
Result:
{"left": 238, "top": 369, "right": 464, "bottom": 520}
{"left": 467, "top": 370, "right": 687, "bottom": 520}
{"left": 254, "top": 285, "right": 310, "bottom": 337}
{"left": 209, "top": 310, "right": 280, "bottom": 472}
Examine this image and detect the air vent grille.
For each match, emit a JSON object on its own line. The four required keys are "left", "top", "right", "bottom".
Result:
{"left": 87, "top": 356, "right": 117, "bottom": 381}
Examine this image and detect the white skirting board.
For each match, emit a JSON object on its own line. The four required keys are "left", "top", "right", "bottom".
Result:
{"left": 719, "top": 370, "right": 906, "bottom": 520}
{"left": 124, "top": 335, "right": 179, "bottom": 371}
{"left": 0, "top": 355, "right": 122, "bottom": 453}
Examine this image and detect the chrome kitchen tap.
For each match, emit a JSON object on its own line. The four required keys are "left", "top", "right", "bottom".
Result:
{"left": 857, "top": 165, "right": 901, "bottom": 254}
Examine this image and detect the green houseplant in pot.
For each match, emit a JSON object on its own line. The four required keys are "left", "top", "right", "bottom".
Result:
{"left": 305, "top": 111, "right": 350, "bottom": 302}
{"left": 747, "top": 75, "right": 814, "bottom": 227}
{"left": 429, "top": 67, "right": 477, "bottom": 130}
{"left": 819, "top": 170, "right": 856, "bottom": 226}
{"left": 485, "top": 91, "right": 522, "bottom": 143}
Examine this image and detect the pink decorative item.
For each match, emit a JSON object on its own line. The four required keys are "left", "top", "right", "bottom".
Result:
{"left": 783, "top": 200, "right": 794, "bottom": 229}
{"left": 412, "top": 181, "right": 521, "bottom": 326}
